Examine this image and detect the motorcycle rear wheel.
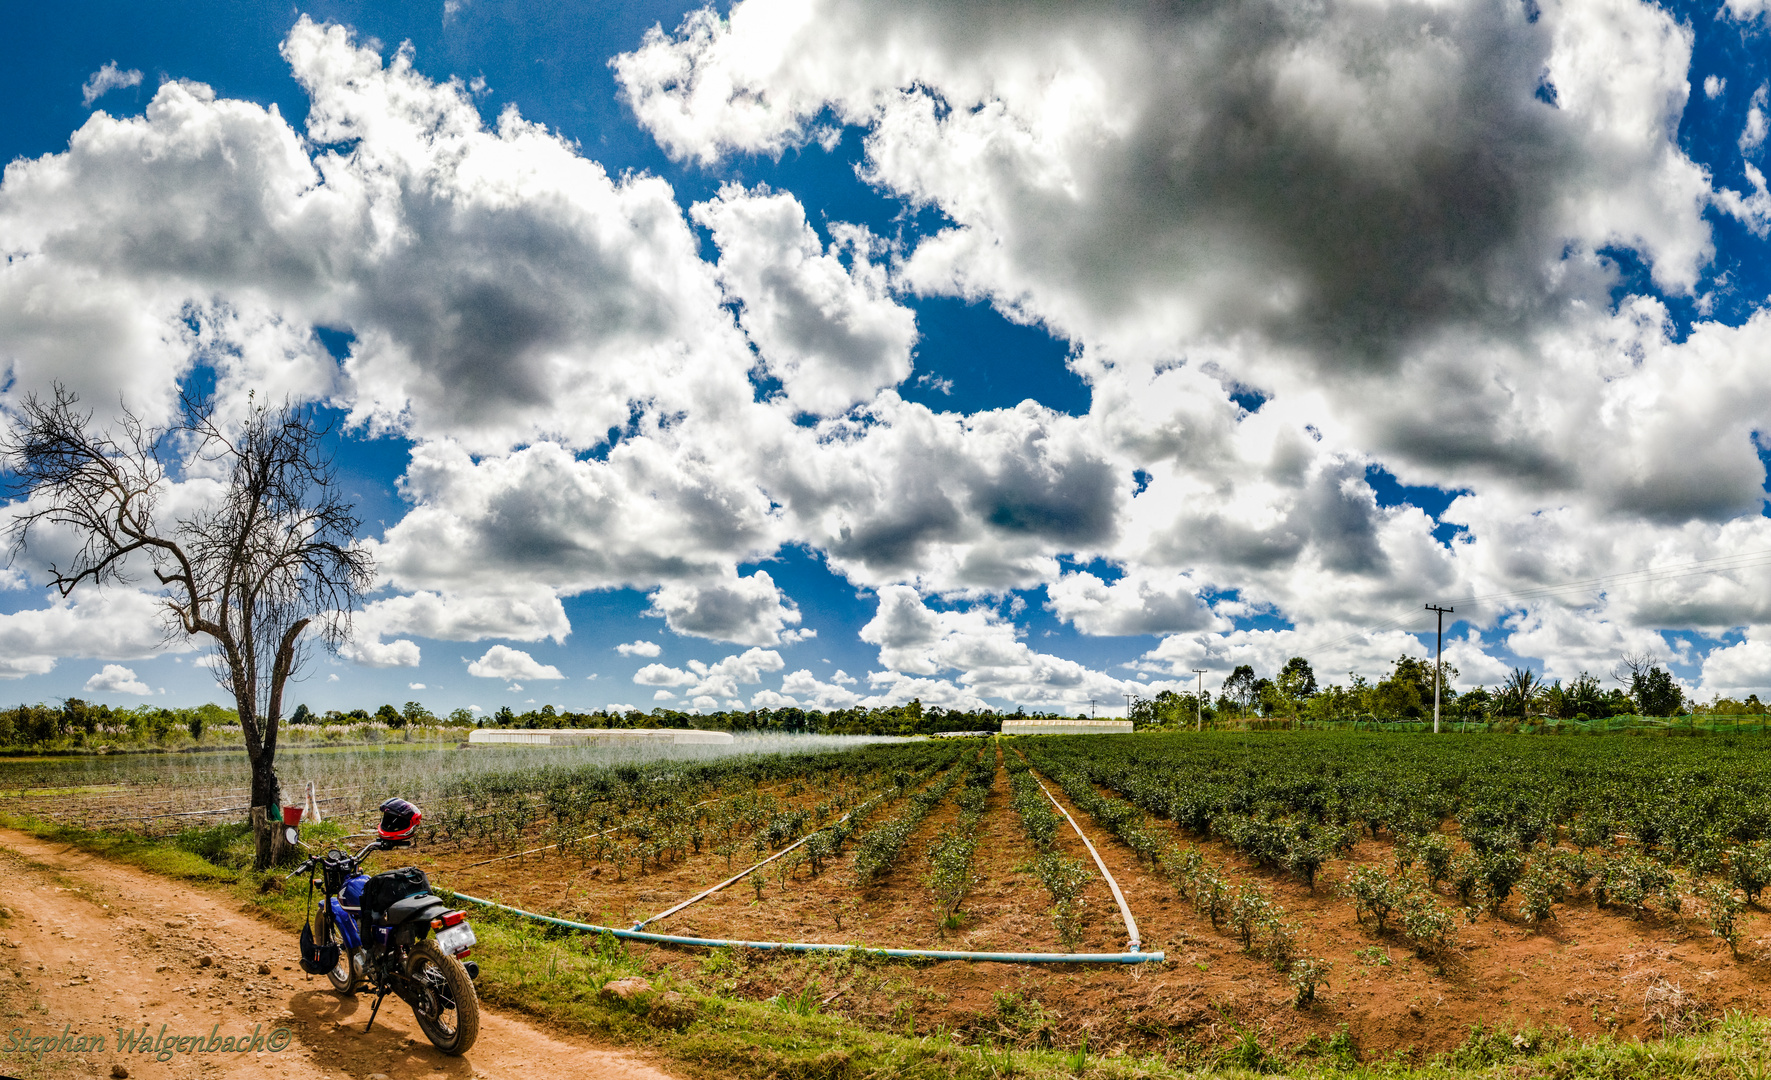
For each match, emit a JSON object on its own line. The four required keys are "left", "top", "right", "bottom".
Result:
{"left": 407, "top": 940, "right": 479, "bottom": 1055}
{"left": 314, "top": 905, "right": 356, "bottom": 995}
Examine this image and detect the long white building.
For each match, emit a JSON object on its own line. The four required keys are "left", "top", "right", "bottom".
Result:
{"left": 466, "top": 728, "right": 734, "bottom": 746}
{"left": 999, "top": 718, "right": 1135, "bottom": 736}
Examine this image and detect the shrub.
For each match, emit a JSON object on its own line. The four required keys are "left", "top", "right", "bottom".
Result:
{"left": 1410, "top": 834, "right": 1455, "bottom": 888}
{"left": 1398, "top": 888, "right": 1459, "bottom": 959}
{"left": 1343, "top": 865, "right": 1401, "bottom": 934}
{"left": 1265, "top": 919, "right": 1300, "bottom": 972}
{"left": 1549, "top": 848, "right": 1595, "bottom": 893}
{"left": 1008, "top": 770, "right": 1061, "bottom": 850}
{"left": 1449, "top": 852, "right": 1483, "bottom": 907}
{"left": 1289, "top": 957, "right": 1331, "bottom": 1008}
{"left": 1595, "top": 853, "right": 1676, "bottom": 918}
{"left": 1479, "top": 848, "right": 1527, "bottom": 909}
{"left": 1517, "top": 862, "right": 1559, "bottom": 925}
{"left": 1193, "top": 868, "right": 1230, "bottom": 929}
{"left": 1570, "top": 814, "right": 1612, "bottom": 852}
{"left": 1227, "top": 882, "right": 1274, "bottom": 952}
{"left": 925, "top": 826, "right": 979, "bottom": 921}
{"left": 1695, "top": 878, "right": 1743, "bottom": 953}
{"left": 1286, "top": 834, "right": 1330, "bottom": 891}
{"left": 1726, "top": 840, "right": 1771, "bottom": 905}
{"left": 1160, "top": 846, "right": 1204, "bottom": 899}
{"left": 1030, "top": 852, "right": 1091, "bottom": 948}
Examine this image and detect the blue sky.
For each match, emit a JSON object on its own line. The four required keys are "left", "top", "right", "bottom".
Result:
{"left": 2, "top": 0, "right": 1771, "bottom": 716}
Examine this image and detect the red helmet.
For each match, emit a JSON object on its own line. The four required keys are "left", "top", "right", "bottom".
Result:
{"left": 378, "top": 797, "right": 422, "bottom": 842}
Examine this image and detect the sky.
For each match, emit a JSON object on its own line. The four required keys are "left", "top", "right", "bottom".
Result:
{"left": 2, "top": 0, "right": 1771, "bottom": 718}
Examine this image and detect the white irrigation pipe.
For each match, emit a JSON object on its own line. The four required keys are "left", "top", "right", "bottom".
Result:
{"left": 631, "top": 787, "right": 898, "bottom": 931}
{"left": 1027, "top": 770, "right": 1143, "bottom": 954}
{"left": 452, "top": 892, "right": 1164, "bottom": 965}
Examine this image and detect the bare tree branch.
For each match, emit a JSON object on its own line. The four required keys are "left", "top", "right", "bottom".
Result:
{"left": 1, "top": 384, "right": 374, "bottom": 869}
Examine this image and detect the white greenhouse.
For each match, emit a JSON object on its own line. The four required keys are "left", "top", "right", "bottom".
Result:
{"left": 999, "top": 718, "right": 1134, "bottom": 736}
{"left": 466, "top": 728, "right": 734, "bottom": 747}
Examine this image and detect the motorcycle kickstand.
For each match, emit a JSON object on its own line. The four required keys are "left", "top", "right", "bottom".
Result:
{"left": 365, "top": 991, "right": 388, "bottom": 1034}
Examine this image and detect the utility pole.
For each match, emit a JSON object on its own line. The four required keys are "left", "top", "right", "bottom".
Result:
{"left": 1123, "top": 693, "right": 1135, "bottom": 726}
{"left": 1192, "top": 669, "right": 1207, "bottom": 731}
{"left": 1426, "top": 604, "right": 1454, "bottom": 734}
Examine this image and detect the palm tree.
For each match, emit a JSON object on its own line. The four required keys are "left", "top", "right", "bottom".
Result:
{"left": 1500, "top": 667, "right": 1543, "bottom": 718}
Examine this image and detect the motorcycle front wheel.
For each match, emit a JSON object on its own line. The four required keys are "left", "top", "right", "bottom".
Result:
{"left": 406, "top": 940, "right": 479, "bottom": 1055}
{"left": 314, "top": 905, "right": 356, "bottom": 995}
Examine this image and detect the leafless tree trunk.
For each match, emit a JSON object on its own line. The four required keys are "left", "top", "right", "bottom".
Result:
{"left": 2, "top": 386, "right": 373, "bottom": 869}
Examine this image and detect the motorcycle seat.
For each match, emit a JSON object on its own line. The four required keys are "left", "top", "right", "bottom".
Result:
{"left": 375, "top": 894, "right": 451, "bottom": 927}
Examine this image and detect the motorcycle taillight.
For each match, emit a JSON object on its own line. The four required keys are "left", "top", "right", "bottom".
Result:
{"left": 430, "top": 911, "right": 466, "bottom": 929}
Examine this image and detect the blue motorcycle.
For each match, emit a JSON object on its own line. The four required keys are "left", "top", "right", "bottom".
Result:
{"left": 289, "top": 798, "right": 480, "bottom": 1054}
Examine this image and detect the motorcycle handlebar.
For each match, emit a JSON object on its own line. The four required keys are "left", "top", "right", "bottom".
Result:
{"left": 283, "top": 841, "right": 390, "bottom": 887}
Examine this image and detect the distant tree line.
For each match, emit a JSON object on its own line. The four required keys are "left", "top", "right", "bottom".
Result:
{"left": 1131, "top": 651, "right": 1701, "bottom": 727}
{"left": 0, "top": 700, "right": 240, "bottom": 750}
{"left": 460, "top": 698, "right": 1052, "bottom": 737}
{"left": 0, "top": 695, "right": 1095, "bottom": 750}
{"left": 3, "top": 649, "right": 1734, "bottom": 752}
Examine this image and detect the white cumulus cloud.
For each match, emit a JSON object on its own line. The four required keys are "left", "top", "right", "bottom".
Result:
{"left": 466, "top": 645, "right": 565, "bottom": 680}
{"left": 83, "top": 664, "right": 152, "bottom": 695}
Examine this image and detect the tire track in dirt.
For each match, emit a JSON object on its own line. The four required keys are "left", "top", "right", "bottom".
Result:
{"left": 0, "top": 828, "right": 681, "bottom": 1080}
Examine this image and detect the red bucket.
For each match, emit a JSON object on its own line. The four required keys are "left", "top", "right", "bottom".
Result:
{"left": 282, "top": 805, "right": 303, "bottom": 827}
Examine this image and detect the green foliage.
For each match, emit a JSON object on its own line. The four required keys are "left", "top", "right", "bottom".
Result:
{"left": 924, "top": 749, "right": 994, "bottom": 925}
{"left": 1226, "top": 881, "right": 1275, "bottom": 951}
{"left": 1398, "top": 887, "right": 1459, "bottom": 958}
{"left": 1632, "top": 666, "right": 1686, "bottom": 717}
{"left": 172, "top": 820, "right": 254, "bottom": 867}
{"left": 1343, "top": 865, "right": 1402, "bottom": 933}
{"left": 1288, "top": 956, "right": 1331, "bottom": 1008}
{"left": 1406, "top": 832, "right": 1455, "bottom": 887}
{"left": 1028, "top": 851, "right": 1091, "bottom": 948}
{"left": 1696, "top": 878, "right": 1743, "bottom": 952}
{"left": 1517, "top": 861, "right": 1560, "bottom": 924}
{"left": 1727, "top": 840, "right": 1771, "bottom": 903}
{"left": 1594, "top": 853, "right": 1677, "bottom": 918}
{"left": 1277, "top": 656, "right": 1318, "bottom": 701}
{"left": 1478, "top": 848, "right": 1527, "bottom": 908}
{"left": 852, "top": 743, "right": 980, "bottom": 884}
{"left": 1006, "top": 766, "right": 1061, "bottom": 850}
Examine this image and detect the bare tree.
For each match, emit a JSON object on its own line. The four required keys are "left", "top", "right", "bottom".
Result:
{"left": 2, "top": 386, "right": 373, "bottom": 869}
{"left": 1613, "top": 651, "right": 1660, "bottom": 689}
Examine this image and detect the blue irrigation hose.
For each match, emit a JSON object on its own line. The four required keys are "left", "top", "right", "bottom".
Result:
{"left": 449, "top": 892, "right": 1164, "bottom": 965}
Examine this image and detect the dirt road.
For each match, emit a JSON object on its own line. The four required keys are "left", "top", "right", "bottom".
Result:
{"left": 0, "top": 829, "right": 681, "bottom": 1080}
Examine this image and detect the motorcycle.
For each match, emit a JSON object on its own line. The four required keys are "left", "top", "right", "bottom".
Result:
{"left": 286, "top": 798, "right": 480, "bottom": 1055}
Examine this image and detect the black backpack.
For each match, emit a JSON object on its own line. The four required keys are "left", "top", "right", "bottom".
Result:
{"left": 362, "top": 866, "right": 432, "bottom": 921}
{"left": 298, "top": 923, "right": 338, "bottom": 975}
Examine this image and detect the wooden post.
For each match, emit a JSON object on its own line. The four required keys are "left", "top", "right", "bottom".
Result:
{"left": 253, "top": 805, "right": 295, "bottom": 868}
